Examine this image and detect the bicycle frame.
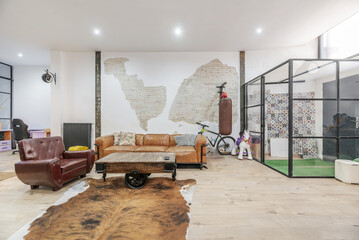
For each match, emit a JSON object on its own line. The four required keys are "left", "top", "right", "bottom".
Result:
{"left": 199, "top": 128, "right": 222, "bottom": 147}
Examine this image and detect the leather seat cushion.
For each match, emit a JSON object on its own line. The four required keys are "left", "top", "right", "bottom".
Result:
{"left": 104, "top": 146, "right": 139, "bottom": 155}
{"left": 166, "top": 146, "right": 197, "bottom": 163}
{"left": 61, "top": 158, "right": 87, "bottom": 174}
{"left": 134, "top": 146, "right": 168, "bottom": 152}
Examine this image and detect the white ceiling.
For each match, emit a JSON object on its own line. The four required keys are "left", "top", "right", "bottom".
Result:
{"left": 1, "top": 0, "right": 359, "bottom": 66}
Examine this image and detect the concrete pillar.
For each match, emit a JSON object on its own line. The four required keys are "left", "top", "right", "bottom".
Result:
{"left": 240, "top": 51, "right": 245, "bottom": 131}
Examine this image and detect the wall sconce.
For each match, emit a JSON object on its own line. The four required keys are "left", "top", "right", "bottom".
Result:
{"left": 42, "top": 69, "right": 56, "bottom": 84}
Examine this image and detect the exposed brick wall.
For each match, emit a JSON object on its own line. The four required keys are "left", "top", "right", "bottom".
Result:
{"left": 169, "top": 58, "right": 238, "bottom": 124}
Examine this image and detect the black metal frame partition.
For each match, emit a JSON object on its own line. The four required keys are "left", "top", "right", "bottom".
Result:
{"left": 0, "top": 62, "right": 13, "bottom": 132}
{"left": 244, "top": 58, "right": 359, "bottom": 178}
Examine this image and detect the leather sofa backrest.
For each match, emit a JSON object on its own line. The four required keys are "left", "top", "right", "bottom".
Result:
{"left": 169, "top": 134, "right": 182, "bottom": 146}
{"left": 143, "top": 134, "right": 169, "bottom": 146}
{"left": 19, "top": 136, "right": 65, "bottom": 161}
{"left": 135, "top": 134, "right": 144, "bottom": 146}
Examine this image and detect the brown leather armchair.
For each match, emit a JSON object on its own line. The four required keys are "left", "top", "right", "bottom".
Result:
{"left": 15, "top": 136, "right": 95, "bottom": 191}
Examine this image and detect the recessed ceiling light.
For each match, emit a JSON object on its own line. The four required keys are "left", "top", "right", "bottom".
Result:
{"left": 93, "top": 28, "right": 101, "bottom": 35}
{"left": 174, "top": 27, "right": 182, "bottom": 36}
{"left": 256, "top": 28, "right": 263, "bottom": 34}
{"left": 18, "top": 53, "right": 23, "bottom": 58}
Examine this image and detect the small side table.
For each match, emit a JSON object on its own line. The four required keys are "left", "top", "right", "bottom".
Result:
{"left": 0, "top": 129, "right": 12, "bottom": 152}
{"left": 29, "top": 129, "right": 51, "bottom": 138}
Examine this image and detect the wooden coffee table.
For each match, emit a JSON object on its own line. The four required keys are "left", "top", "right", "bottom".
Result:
{"left": 95, "top": 152, "right": 176, "bottom": 189}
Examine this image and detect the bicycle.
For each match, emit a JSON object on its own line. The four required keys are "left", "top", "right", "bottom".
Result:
{"left": 196, "top": 122, "right": 236, "bottom": 155}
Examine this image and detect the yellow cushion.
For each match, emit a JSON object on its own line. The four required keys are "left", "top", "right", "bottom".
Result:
{"left": 68, "top": 146, "right": 89, "bottom": 151}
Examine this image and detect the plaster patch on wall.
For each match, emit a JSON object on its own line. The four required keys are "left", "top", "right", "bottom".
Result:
{"left": 169, "top": 58, "right": 238, "bottom": 124}
{"left": 104, "top": 58, "right": 166, "bottom": 130}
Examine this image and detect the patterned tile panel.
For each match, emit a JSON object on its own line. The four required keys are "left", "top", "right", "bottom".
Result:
{"left": 247, "top": 91, "right": 317, "bottom": 159}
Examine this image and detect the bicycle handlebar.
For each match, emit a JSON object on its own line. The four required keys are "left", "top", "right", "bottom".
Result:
{"left": 216, "top": 82, "right": 227, "bottom": 88}
{"left": 196, "top": 122, "right": 209, "bottom": 128}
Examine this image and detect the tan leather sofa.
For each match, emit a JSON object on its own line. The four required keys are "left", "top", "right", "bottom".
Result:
{"left": 95, "top": 134, "right": 207, "bottom": 165}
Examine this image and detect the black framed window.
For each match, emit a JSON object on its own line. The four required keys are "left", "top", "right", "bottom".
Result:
{"left": 0, "top": 62, "right": 13, "bottom": 130}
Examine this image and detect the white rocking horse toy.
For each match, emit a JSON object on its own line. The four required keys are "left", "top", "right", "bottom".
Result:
{"left": 231, "top": 130, "right": 252, "bottom": 160}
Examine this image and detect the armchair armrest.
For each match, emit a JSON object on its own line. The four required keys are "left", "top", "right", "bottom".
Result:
{"left": 64, "top": 150, "right": 95, "bottom": 173}
{"left": 195, "top": 134, "right": 207, "bottom": 163}
{"left": 14, "top": 158, "right": 62, "bottom": 188}
{"left": 95, "top": 134, "right": 114, "bottom": 159}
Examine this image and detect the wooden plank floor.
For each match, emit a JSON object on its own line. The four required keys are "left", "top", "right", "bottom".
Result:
{"left": 0, "top": 151, "right": 358, "bottom": 239}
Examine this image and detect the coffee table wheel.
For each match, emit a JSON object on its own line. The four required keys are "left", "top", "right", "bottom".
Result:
{"left": 125, "top": 172, "right": 148, "bottom": 189}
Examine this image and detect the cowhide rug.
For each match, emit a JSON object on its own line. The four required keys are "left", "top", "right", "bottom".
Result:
{"left": 19, "top": 177, "right": 196, "bottom": 240}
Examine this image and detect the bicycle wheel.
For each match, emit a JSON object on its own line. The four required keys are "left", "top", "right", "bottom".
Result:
{"left": 216, "top": 136, "right": 236, "bottom": 155}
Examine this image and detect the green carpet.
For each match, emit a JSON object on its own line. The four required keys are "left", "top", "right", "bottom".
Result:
{"left": 265, "top": 159, "right": 335, "bottom": 177}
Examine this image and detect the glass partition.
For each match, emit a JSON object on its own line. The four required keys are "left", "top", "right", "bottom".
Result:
{"left": 292, "top": 138, "right": 335, "bottom": 177}
{"left": 245, "top": 77, "right": 262, "bottom": 162}
{"left": 244, "top": 58, "right": 359, "bottom": 178}
{"left": 0, "top": 78, "right": 11, "bottom": 93}
{"left": 339, "top": 61, "right": 359, "bottom": 99}
{"left": 338, "top": 61, "right": 359, "bottom": 161}
{"left": 247, "top": 107, "right": 260, "bottom": 133}
{"left": 293, "top": 60, "right": 337, "bottom": 99}
{"left": 251, "top": 133, "right": 262, "bottom": 161}
{"left": 0, "top": 64, "right": 11, "bottom": 79}
{"left": 263, "top": 63, "right": 289, "bottom": 176}
{"left": 246, "top": 77, "right": 261, "bottom": 106}
{"left": 0, "top": 94, "right": 11, "bottom": 118}
{"left": 339, "top": 101, "right": 359, "bottom": 137}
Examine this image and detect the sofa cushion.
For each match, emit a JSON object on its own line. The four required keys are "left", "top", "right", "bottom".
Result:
{"left": 135, "top": 146, "right": 168, "bottom": 152}
{"left": 175, "top": 134, "right": 197, "bottom": 146}
{"left": 166, "top": 146, "right": 197, "bottom": 163}
{"left": 169, "top": 134, "right": 181, "bottom": 146}
{"left": 143, "top": 134, "right": 169, "bottom": 146}
{"left": 60, "top": 158, "right": 87, "bottom": 174}
{"left": 135, "top": 134, "right": 144, "bottom": 146}
{"left": 104, "top": 146, "right": 139, "bottom": 156}
{"left": 114, "top": 132, "right": 136, "bottom": 146}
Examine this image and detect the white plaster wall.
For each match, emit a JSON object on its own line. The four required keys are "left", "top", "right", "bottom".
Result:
{"left": 62, "top": 52, "right": 95, "bottom": 124}
{"left": 50, "top": 51, "right": 65, "bottom": 137}
{"left": 101, "top": 52, "right": 240, "bottom": 137}
{"left": 245, "top": 39, "right": 318, "bottom": 82}
{"left": 13, "top": 66, "right": 51, "bottom": 129}
{"left": 50, "top": 51, "right": 95, "bottom": 142}
{"left": 322, "top": 12, "right": 359, "bottom": 59}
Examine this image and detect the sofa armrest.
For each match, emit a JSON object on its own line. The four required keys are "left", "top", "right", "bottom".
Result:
{"left": 14, "top": 158, "right": 62, "bottom": 188}
{"left": 195, "top": 135, "right": 207, "bottom": 163}
{"left": 63, "top": 150, "right": 95, "bottom": 173}
{"left": 95, "top": 135, "right": 114, "bottom": 159}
